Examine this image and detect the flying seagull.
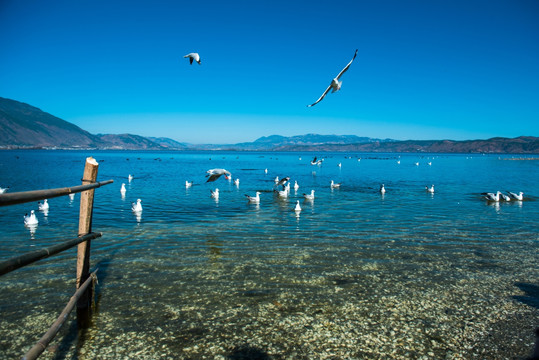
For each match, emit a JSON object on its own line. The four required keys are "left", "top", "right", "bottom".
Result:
{"left": 307, "top": 49, "right": 358, "bottom": 107}
{"left": 206, "top": 169, "right": 231, "bottom": 182}
{"left": 184, "top": 52, "right": 201, "bottom": 65}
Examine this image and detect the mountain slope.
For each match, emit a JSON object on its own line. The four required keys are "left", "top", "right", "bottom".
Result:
{"left": 0, "top": 97, "right": 102, "bottom": 148}
{"left": 275, "top": 136, "right": 539, "bottom": 153}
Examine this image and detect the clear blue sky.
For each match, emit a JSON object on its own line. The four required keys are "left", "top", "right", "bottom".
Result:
{"left": 1, "top": 1, "right": 538, "bottom": 144}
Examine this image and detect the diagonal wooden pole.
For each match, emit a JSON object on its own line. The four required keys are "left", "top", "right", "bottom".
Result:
{"left": 76, "top": 157, "right": 99, "bottom": 327}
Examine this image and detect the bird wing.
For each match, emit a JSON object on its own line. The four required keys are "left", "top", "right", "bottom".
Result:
{"left": 189, "top": 57, "right": 194, "bottom": 65}
{"left": 206, "top": 173, "right": 222, "bottom": 182}
{"left": 307, "top": 49, "right": 357, "bottom": 107}
{"left": 335, "top": 49, "right": 358, "bottom": 80}
{"left": 307, "top": 83, "right": 333, "bottom": 107}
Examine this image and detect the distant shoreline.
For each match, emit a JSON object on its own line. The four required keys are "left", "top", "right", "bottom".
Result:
{"left": 1, "top": 147, "right": 539, "bottom": 155}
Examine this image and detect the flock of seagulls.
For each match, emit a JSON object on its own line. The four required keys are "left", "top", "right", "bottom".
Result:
{"left": 3, "top": 156, "right": 528, "bottom": 234}
{"left": 183, "top": 49, "right": 359, "bottom": 107}
{"left": 483, "top": 191, "right": 524, "bottom": 202}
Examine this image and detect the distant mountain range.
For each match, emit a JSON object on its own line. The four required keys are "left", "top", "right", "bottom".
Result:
{"left": 1, "top": 97, "right": 537, "bottom": 153}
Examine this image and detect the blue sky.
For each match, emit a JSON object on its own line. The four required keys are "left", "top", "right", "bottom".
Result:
{"left": 1, "top": 1, "right": 538, "bottom": 144}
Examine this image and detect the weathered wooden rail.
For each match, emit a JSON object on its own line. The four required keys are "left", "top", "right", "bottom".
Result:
{"left": 0, "top": 157, "right": 113, "bottom": 360}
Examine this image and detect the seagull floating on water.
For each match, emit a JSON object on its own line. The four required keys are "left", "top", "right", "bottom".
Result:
{"left": 120, "top": 183, "right": 126, "bottom": 195}
{"left": 330, "top": 180, "right": 341, "bottom": 189}
{"left": 206, "top": 169, "right": 231, "bottom": 182}
{"left": 303, "top": 190, "right": 315, "bottom": 201}
{"left": 308, "top": 49, "right": 358, "bottom": 107}
{"left": 132, "top": 199, "right": 142, "bottom": 212}
{"left": 234, "top": 178, "right": 240, "bottom": 186}
{"left": 426, "top": 185, "right": 434, "bottom": 193}
{"left": 24, "top": 210, "right": 38, "bottom": 225}
{"left": 185, "top": 181, "right": 193, "bottom": 188}
{"left": 0, "top": 186, "right": 9, "bottom": 194}
{"left": 500, "top": 192, "right": 511, "bottom": 201}
{"left": 483, "top": 191, "right": 501, "bottom": 202}
{"left": 183, "top": 52, "right": 201, "bottom": 65}
{"left": 245, "top": 191, "right": 261, "bottom": 203}
{"left": 38, "top": 199, "right": 49, "bottom": 211}
{"left": 507, "top": 191, "right": 524, "bottom": 201}
{"left": 275, "top": 187, "right": 288, "bottom": 198}
{"left": 128, "top": 174, "right": 133, "bottom": 182}
{"left": 69, "top": 193, "right": 75, "bottom": 201}
{"left": 294, "top": 200, "right": 302, "bottom": 212}
{"left": 293, "top": 181, "right": 299, "bottom": 191}
{"left": 380, "top": 184, "right": 386, "bottom": 194}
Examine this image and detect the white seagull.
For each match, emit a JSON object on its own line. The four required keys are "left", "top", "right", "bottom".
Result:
{"left": 185, "top": 181, "right": 193, "bottom": 188}
{"left": 307, "top": 49, "right": 358, "bottom": 107}
{"left": 184, "top": 52, "right": 201, "bottom": 65}
{"left": 330, "top": 180, "right": 341, "bottom": 189}
{"left": 294, "top": 200, "right": 302, "bottom": 212}
{"left": 120, "top": 183, "right": 127, "bottom": 194}
{"left": 294, "top": 181, "right": 299, "bottom": 191}
{"left": 211, "top": 188, "right": 219, "bottom": 199}
{"left": 426, "top": 185, "right": 434, "bottom": 193}
{"left": 206, "top": 169, "right": 231, "bottom": 182}
{"left": 0, "top": 186, "right": 9, "bottom": 194}
{"left": 507, "top": 191, "right": 524, "bottom": 201}
{"left": 234, "top": 178, "right": 240, "bottom": 186}
{"left": 275, "top": 187, "right": 288, "bottom": 198}
{"left": 24, "top": 210, "right": 38, "bottom": 225}
{"left": 132, "top": 199, "right": 143, "bottom": 212}
{"left": 500, "top": 192, "right": 511, "bottom": 201}
{"left": 69, "top": 193, "right": 75, "bottom": 201}
{"left": 128, "top": 174, "right": 133, "bottom": 182}
{"left": 38, "top": 199, "right": 49, "bottom": 211}
{"left": 303, "top": 190, "right": 315, "bottom": 201}
{"left": 380, "top": 184, "right": 386, "bottom": 194}
{"left": 245, "top": 191, "right": 261, "bottom": 203}
{"left": 483, "top": 191, "right": 501, "bottom": 202}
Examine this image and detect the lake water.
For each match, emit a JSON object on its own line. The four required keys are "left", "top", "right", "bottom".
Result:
{"left": 0, "top": 150, "right": 538, "bottom": 359}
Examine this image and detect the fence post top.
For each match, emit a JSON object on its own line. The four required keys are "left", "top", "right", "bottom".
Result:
{"left": 86, "top": 157, "right": 98, "bottom": 166}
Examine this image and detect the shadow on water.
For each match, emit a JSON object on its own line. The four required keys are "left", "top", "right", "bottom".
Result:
{"left": 226, "top": 345, "right": 272, "bottom": 360}
{"left": 49, "top": 256, "right": 116, "bottom": 359}
{"left": 513, "top": 282, "right": 539, "bottom": 309}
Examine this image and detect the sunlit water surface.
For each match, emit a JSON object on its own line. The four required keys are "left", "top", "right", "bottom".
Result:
{"left": 0, "top": 150, "right": 538, "bottom": 359}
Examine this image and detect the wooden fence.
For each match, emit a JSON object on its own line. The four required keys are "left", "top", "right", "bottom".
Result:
{"left": 0, "top": 157, "right": 113, "bottom": 360}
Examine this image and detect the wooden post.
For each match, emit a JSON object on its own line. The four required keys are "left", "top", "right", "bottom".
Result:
{"left": 76, "top": 157, "right": 99, "bottom": 327}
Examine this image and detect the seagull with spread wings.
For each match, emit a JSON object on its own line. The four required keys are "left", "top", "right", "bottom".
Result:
{"left": 308, "top": 49, "right": 358, "bottom": 107}
{"left": 184, "top": 52, "right": 201, "bottom": 65}
{"left": 206, "top": 169, "right": 231, "bottom": 182}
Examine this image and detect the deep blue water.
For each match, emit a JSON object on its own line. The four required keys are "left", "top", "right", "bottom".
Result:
{"left": 0, "top": 150, "right": 538, "bottom": 358}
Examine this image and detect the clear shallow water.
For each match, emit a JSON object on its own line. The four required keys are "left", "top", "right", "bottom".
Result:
{"left": 0, "top": 150, "right": 538, "bottom": 359}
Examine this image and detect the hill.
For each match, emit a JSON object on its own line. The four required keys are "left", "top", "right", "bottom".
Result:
{"left": 274, "top": 136, "right": 539, "bottom": 153}
{"left": 0, "top": 97, "right": 164, "bottom": 150}
{"left": 0, "top": 97, "right": 103, "bottom": 149}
